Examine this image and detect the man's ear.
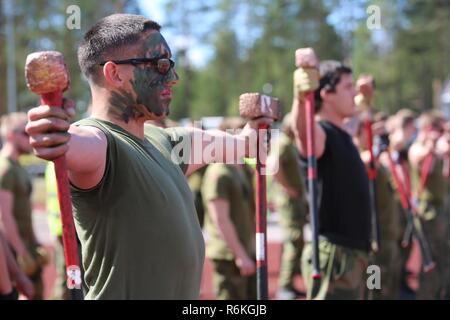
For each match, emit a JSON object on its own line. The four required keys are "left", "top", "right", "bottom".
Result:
{"left": 320, "top": 88, "right": 329, "bottom": 103}
{"left": 102, "top": 62, "right": 124, "bottom": 88}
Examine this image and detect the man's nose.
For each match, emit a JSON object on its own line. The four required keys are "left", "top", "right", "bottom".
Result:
{"left": 165, "top": 68, "right": 179, "bottom": 85}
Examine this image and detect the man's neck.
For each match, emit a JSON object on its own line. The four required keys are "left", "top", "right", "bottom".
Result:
{"left": 90, "top": 89, "right": 146, "bottom": 140}
{"left": 0, "top": 143, "right": 19, "bottom": 161}
{"left": 316, "top": 108, "right": 345, "bottom": 129}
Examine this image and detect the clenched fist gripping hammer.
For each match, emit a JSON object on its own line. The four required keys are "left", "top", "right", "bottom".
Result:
{"left": 240, "top": 93, "right": 280, "bottom": 300}
{"left": 25, "top": 51, "right": 83, "bottom": 299}
{"left": 294, "top": 48, "right": 321, "bottom": 282}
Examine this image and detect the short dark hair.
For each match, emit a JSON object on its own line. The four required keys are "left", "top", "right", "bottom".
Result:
{"left": 78, "top": 14, "right": 161, "bottom": 84}
{"left": 314, "top": 60, "right": 352, "bottom": 112}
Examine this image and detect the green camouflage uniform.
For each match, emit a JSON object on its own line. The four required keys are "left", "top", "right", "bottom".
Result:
{"left": 371, "top": 165, "right": 402, "bottom": 299}
{"left": 386, "top": 155, "right": 413, "bottom": 297}
{"left": 202, "top": 163, "right": 256, "bottom": 300}
{"left": 302, "top": 239, "right": 369, "bottom": 300}
{"left": 273, "top": 133, "right": 308, "bottom": 292}
{"left": 0, "top": 156, "right": 43, "bottom": 299}
{"left": 412, "top": 156, "right": 448, "bottom": 299}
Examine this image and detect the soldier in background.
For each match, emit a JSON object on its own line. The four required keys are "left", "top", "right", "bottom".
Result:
{"left": 409, "top": 111, "right": 448, "bottom": 299}
{"left": 0, "top": 112, "right": 48, "bottom": 299}
{"left": 380, "top": 109, "right": 417, "bottom": 299}
{"left": 268, "top": 113, "right": 308, "bottom": 299}
{"left": 201, "top": 117, "right": 256, "bottom": 299}
{"left": 353, "top": 113, "right": 402, "bottom": 299}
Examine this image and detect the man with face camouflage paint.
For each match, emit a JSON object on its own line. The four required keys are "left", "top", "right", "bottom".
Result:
{"left": 25, "top": 14, "right": 272, "bottom": 299}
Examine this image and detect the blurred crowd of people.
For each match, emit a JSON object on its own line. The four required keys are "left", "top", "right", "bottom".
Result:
{"left": 154, "top": 93, "right": 450, "bottom": 300}
{"left": 2, "top": 69, "right": 450, "bottom": 301}
{"left": 3, "top": 101, "right": 450, "bottom": 300}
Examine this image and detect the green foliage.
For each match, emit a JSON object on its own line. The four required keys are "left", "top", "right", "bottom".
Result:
{"left": 0, "top": 0, "right": 140, "bottom": 117}
{"left": 1, "top": 0, "right": 448, "bottom": 120}
{"left": 350, "top": 0, "right": 450, "bottom": 113}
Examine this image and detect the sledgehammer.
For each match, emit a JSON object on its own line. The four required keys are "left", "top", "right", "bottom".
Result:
{"left": 25, "top": 51, "right": 83, "bottom": 299}
{"left": 294, "top": 48, "right": 321, "bottom": 281}
{"left": 240, "top": 93, "right": 280, "bottom": 300}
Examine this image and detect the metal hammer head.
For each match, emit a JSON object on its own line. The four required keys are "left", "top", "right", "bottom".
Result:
{"left": 295, "top": 47, "right": 319, "bottom": 69}
{"left": 239, "top": 93, "right": 281, "bottom": 121}
{"left": 25, "top": 51, "right": 69, "bottom": 95}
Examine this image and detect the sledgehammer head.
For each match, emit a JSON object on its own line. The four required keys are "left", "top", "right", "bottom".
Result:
{"left": 294, "top": 47, "right": 320, "bottom": 93}
{"left": 239, "top": 93, "right": 281, "bottom": 121}
{"left": 25, "top": 51, "right": 69, "bottom": 95}
{"left": 295, "top": 47, "right": 319, "bottom": 69}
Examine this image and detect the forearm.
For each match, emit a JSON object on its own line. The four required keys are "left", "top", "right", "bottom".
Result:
{"left": 0, "top": 231, "right": 22, "bottom": 282}
{"left": 217, "top": 216, "right": 249, "bottom": 260}
{"left": 212, "top": 129, "right": 247, "bottom": 163}
{"left": 0, "top": 234, "right": 13, "bottom": 294}
{"left": 0, "top": 205, "right": 27, "bottom": 257}
{"left": 291, "top": 98, "right": 308, "bottom": 156}
{"left": 208, "top": 199, "right": 249, "bottom": 260}
{"left": 273, "top": 167, "right": 295, "bottom": 194}
{"left": 188, "top": 127, "right": 248, "bottom": 165}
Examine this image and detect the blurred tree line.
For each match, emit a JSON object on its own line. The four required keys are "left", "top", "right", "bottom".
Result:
{"left": 0, "top": 0, "right": 140, "bottom": 116}
{"left": 1, "top": 0, "right": 449, "bottom": 120}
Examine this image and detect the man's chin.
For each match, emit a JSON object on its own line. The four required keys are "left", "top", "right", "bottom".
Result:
{"left": 18, "top": 148, "right": 32, "bottom": 156}
{"left": 161, "top": 101, "right": 171, "bottom": 117}
{"left": 347, "top": 107, "right": 357, "bottom": 117}
{"left": 158, "top": 104, "right": 170, "bottom": 117}
{"left": 142, "top": 102, "right": 170, "bottom": 120}
{"left": 150, "top": 108, "right": 169, "bottom": 121}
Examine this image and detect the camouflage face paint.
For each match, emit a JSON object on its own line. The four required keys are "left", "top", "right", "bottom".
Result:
{"left": 109, "top": 89, "right": 143, "bottom": 123}
{"left": 131, "top": 64, "right": 168, "bottom": 117}
{"left": 108, "top": 32, "right": 178, "bottom": 123}
{"left": 131, "top": 32, "right": 177, "bottom": 117}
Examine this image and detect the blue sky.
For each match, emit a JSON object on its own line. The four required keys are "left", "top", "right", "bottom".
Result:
{"left": 138, "top": 0, "right": 388, "bottom": 68}
{"left": 138, "top": 0, "right": 214, "bottom": 67}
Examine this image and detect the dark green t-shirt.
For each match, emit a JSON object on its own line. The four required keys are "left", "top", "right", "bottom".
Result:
{"left": 202, "top": 164, "right": 255, "bottom": 260}
{"left": 70, "top": 118, "right": 204, "bottom": 300}
{"left": 0, "top": 156, "right": 34, "bottom": 247}
{"left": 277, "top": 133, "right": 305, "bottom": 194}
{"left": 274, "top": 133, "right": 307, "bottom": 223}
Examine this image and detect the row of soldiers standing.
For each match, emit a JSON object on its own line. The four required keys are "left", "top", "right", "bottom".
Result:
{"left": 269, "top": 79, "right": 450, "bottom": 300}
{"left": 186, "top": 78, "right": 450, "bottom": 300}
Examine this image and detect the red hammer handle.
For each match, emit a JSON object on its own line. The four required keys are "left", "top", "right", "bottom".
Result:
{"left": 364, "top": 118, "right": 380, "bottom": 253}
{"left": 304, "top": 91, "right": 321, "bottom": 280}
{"left": 255, "top": 122, "right": 269, "bottom": 300}
{"left": 40, "top": 91, "right": 81, "bottom": 290}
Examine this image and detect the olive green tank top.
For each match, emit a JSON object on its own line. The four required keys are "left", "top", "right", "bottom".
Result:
{"left": 70, "top": 118, "right": 204, "bottom": 299}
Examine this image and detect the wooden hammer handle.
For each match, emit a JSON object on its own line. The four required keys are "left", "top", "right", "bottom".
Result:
{"left": 40, "top": 92, "right": 82, "bottom": 292}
